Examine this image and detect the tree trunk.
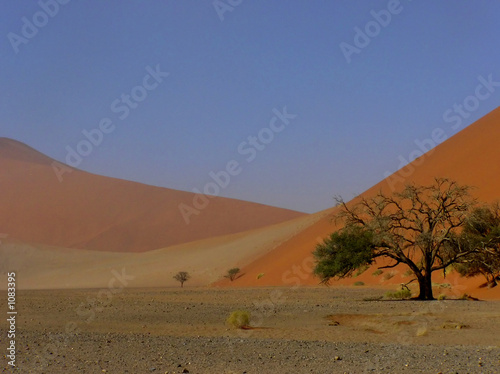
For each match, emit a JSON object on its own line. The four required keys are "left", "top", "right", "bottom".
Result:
{"left": 416, "top": 274, "right": 434, "bottom": 300}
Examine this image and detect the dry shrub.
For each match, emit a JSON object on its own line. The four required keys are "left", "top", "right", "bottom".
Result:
{"left": 383, "top": 271, "right": 396, "bottom": 281}
{"left": 385, "top": 289, "right": 412, "bottom": 299}
{"left": 403, "top": 269, "right": 413, "bottom": 277}
{"left": 416, "top": 326, "right": 428, "bottom": 336}
{"left": 227, "top": 310, "right": 250, "bottom": 329}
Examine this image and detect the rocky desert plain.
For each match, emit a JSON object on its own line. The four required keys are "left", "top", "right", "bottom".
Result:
{"left": 2, "top": 107, "right": 500, "bottom": 373}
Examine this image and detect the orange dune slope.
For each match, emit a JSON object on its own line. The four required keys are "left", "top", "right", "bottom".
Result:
{"left": 0, "top": 209, "right": 329, "bottom": 290}
{"left": 0, "top": 138, "right": 304, "bottom": 252}
{"left": 219, "top": 106, "right": 500, "bottom": 290}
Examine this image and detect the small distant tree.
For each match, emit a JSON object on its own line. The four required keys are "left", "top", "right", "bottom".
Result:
{"left": 173, "top": 271, "right": 190, "bottom": 288}
{"left": 314, "top": 178, "right": 479, "bottom": 300}
{"left": 224, "top": 267, "right": 241, "bottom": 281}
{"left": 453, "top": 204, "right": 500, "bottom": 287}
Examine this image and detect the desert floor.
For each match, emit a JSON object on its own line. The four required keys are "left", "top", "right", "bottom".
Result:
{"left": 1, "top": 286, "right": 499, "bottom": 373}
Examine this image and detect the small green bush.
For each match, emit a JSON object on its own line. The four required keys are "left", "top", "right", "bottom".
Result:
{"left": 372, "top": 269, "right": 383, "bottom": 276}
{"left": 437, "top": 294, "right": 447, "bottom": 300}
{"left": 227, "top": 310, "right": 250, "bottom": 329}
{"left": 385, "top": 289, "right": 412, "bottom": 299}
{"left": 354, "top": 265, "right": 370, "bottom": 277}
{"left": 256, "top": 273, "right": 265, "bottom": 279}
{"left": 354, "top": 281, "right": 365, "bottom": 286}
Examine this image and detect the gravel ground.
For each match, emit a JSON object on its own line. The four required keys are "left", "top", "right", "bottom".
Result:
{"left": 3, "top": 332, "right": 499, "bottom": 374}
{"left": 1, "top": 287, "right": 499, "bottom": 373}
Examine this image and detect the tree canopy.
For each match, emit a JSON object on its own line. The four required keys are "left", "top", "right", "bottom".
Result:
{"left": 453, "top": 204, "right": 500, "bottom": 286}
{"left": 173, "top": 271, "right": 190, "bottom": 288}
{"left": 314, "top": 178, "right": 499, "bottom": 300}
{"left": 224, "top": 267, "right": 241, "bottom": 281}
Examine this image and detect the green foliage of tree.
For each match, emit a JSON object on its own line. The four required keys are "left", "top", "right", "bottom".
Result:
{"left": 314, "top": 227, "right": 375, "bottom": 283}
{"left": 453, "top": 204, "right": 500, "bottom": 286}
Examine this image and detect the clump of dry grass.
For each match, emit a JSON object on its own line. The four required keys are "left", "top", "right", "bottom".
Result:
{"left": 441, "top": 322, "right": 468, "bottom": 329}
{"left": 383, "top": 271, "right": 396, "bottom": 281}
{"left": 227, "top": 310, "right": 251, "bottom": 329}
{"left": 416, "top": 326, "right": 428, "bottom": 336}
{"left": 432, "top": 282, "right": 451, "bottom": 289}
{"left": 402, "top": 269, "right": 413, "bottom": 277}
{"left": 385, "top": 289, "right": 412, "bottom": 299}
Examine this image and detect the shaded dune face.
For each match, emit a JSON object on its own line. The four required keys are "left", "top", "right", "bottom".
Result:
{"left": 0, "top": 138, "right": 304, "bottom": 253}
{"left": 218, "top": 107, "right": 500, "bottom": 292}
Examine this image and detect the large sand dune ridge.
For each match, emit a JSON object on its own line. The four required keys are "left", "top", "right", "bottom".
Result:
{"left": 216, "top": 106, "right": 500, "bottom": 297}
{"left": 0, "top": 137, "right": 304, "bottom": 253}
{"left": 2, "top": 107, "right": 500, "bottom": 297}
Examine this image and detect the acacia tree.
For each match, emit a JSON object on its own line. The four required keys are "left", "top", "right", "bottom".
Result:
{"left": 314, "top": 178, "right": 478, "bottom": 300}
{"left": 224, "top": 267, "right": 241, "bottom": 281}
{"left": 453, "top": 204, "right": 500, "bottom": 287}
{"left": 173, "top": 271, "right": 190, "bottom": 288}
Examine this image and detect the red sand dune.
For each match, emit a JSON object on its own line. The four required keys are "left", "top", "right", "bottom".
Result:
{"left": 0, "top": 138, "right": 304, "bottom": 252}
{"left": 216, "top": 106, "right": 500, "bottom": 298}
{"left": 3, "top": 106, "right": 500, "bottom": 298}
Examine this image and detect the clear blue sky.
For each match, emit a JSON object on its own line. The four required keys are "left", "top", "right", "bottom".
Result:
{"left": 1, "top": 1, "right": 500, "bottom": 213}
